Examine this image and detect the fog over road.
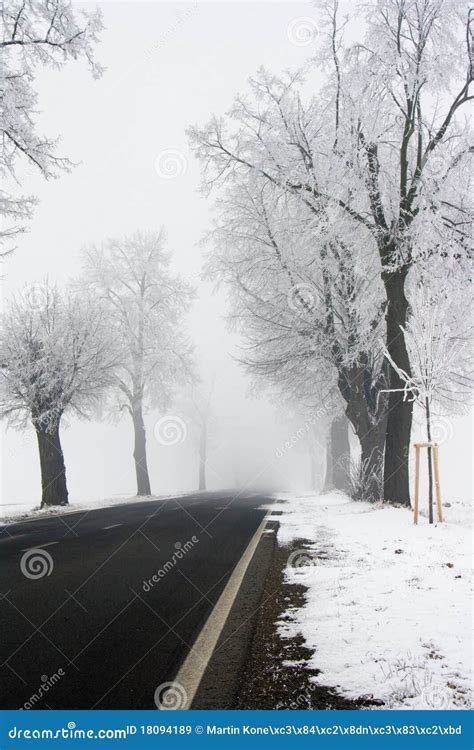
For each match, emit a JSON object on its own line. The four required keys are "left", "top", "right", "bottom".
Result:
{"left": 0, "top": 491, "right": 272, "bottom": 709}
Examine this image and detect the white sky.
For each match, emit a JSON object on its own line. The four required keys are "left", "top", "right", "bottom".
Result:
{"left": 1, "top": 1, "right": 471, "bottom": 511}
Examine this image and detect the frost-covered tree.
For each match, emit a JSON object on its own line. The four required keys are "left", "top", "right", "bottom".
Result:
{"left": 81, "top": 230, "right": 194, "bottom": 496}
{"left": 203, "top": 178, "right": 387, "bottom": 499}
{"left": 1, "top": 0, "right": 104, "bottom": 253}
{"left": 179, "top": 376, "right": 216, "bottom": 491}
{"left": 0, "top": 282, "right": 117, "bottom": 506}
{"left": 333, "top": 0, "right": 473, "bottom": 505}
{"left": 189, "top": 0, "right": 473, "bottom": 505}
{"left": 385, "top": 265, "right": 473, "bottom": 521}
{"left": 323, "top": 414, "right": 351, "bottom": 494}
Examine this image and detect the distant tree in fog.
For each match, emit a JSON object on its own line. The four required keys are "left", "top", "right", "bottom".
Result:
{"left": 201, "top": 180, "right": 387, "bottom": 501}
{"left": 279, "top": 394, "right": 350, "bottom": 495}
{"left": 180, "top": 376, "right": 216, "bottom": 491}
{"left": 0, "top": 282, "right": 117, "bottom": 506}
{"left": 0, "top": 0, "right": 103, "bottom": 254}
{"left": 81, "top": 230, "right": 195, "bottom": 496}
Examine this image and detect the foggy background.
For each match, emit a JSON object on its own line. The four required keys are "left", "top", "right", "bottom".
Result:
{"left": 1, "top": 1, "right": 472, "bottom": 513}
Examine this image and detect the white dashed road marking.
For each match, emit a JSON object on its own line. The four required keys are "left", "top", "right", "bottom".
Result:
{"left": 21, "top": 541, "right": 59, "bottom": 551}
{"left": 103, "top": 524, "right": 122, "bottom": 530}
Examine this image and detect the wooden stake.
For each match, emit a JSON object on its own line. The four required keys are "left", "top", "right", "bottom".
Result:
{"left": 433, "top": 444, "right": 444, "bottom": 523}
{"left": 413, "top": 441, "right": 444, "bottom": 525}
{"left": 414, "top": 444, "right": 420, "bottom": 525}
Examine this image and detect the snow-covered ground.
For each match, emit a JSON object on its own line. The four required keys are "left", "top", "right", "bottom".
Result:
{"left": 0, "top": 493, "right": 192, "bottom": 525}
{"left": 275, "top": 492, "right": 472, "bottom": 710}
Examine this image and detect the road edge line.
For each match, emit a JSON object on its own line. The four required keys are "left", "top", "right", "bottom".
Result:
{"left": 173, "top": 511, "right": 271, "bottom": 709}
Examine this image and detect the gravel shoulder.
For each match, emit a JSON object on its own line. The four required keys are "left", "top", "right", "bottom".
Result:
{"left": 232, "top": 538, "right": 368, "bottom": 710}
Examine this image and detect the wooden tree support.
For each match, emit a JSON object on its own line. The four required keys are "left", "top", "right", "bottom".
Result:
{"left": 413, "top": 442, "right": 443, "bottom": 525}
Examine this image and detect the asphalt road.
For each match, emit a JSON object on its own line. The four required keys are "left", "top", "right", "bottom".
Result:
{"left": 0, "top": 491, "right": 271, "bottom": 709}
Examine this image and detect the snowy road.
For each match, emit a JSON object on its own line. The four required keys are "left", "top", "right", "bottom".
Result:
{"left": 0, "top": 491, "right": 271, "bottom": 709}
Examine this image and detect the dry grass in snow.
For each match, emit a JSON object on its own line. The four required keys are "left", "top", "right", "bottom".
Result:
{"left": 274, "top": 492, "right": 472, "bottom": 710}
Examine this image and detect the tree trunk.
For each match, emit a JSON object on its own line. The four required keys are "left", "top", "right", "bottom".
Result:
{"left": 324, "top": 415, "right": 350, "bottom": 492}
{"left": 198, "top": 422, "right": 207, "bottom": 491}
{"left": 382, "top": 269, "right": 413, "bottom": 506}
{"left": 309, "top": 449, "right": 319, "bottom": 491}
{"left": 132, "top": 403, "right": 151, "bottom": 496}
{"left": 343, "top": 372, "right": 387, "bottom": 502}
{"left": 35, "top": 422, "right": 69, "bottom": 507}
{"left": 332, "top": 415, "right": 350, "bottom": 492}
{"left": 323, "top": 426, "right": 334, "bottom": 491}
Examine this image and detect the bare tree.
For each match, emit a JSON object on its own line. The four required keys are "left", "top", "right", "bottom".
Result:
{"left": 81, "top": 230, "right": 194, "bottom": 496}
{"left": 0, "top": 282, "right": 117, "bottom": 506}
{"left": 0, "top": 0, "right": 104, "bottom": 253}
